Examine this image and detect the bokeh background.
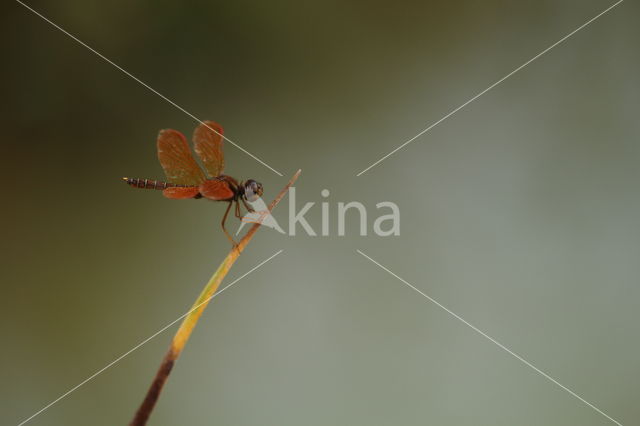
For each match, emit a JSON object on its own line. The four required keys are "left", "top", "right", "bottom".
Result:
{"left": 2, "top": 0, "right": 638, "bottom": 425}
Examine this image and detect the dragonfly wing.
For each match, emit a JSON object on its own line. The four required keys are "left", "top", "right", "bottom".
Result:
{"left": 162, "top": 187, "right": 201, "bottom": 199}
{"left": 193, "top": 121, "right": 225, "bottom": 177}
{"left": 199, "top": 179, "right": 234, "bottom": 201}
{"left": 157, "top": 129, "right": 207, "bottom": 185}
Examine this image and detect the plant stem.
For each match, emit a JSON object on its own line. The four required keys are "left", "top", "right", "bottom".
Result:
{"left": 129, "top": 169, "right": 301, "bottom": 426}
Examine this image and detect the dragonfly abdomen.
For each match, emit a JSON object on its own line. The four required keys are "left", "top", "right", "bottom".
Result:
{"left": 122, "top": 177, "right": 191, "bottom": 190}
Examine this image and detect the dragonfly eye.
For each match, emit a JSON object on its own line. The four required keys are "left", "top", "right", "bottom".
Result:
{"left": 244, "top": 179, "right": 263, "bottom": 202}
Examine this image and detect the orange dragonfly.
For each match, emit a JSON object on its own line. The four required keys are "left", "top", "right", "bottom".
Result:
{"left": 123, "top": 121, "right": 263, "bottom": 245}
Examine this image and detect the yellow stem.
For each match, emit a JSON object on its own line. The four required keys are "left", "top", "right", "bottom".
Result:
{"left": 130, "top": 169, "right": 301, "bottom": 426}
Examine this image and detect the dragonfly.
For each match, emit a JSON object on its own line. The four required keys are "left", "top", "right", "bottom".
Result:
{"left": 123, "top": 121, "right": 263, "bottom": 245}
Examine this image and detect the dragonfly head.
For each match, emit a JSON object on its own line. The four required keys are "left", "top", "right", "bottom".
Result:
{"left": 243, "top": 179, "right": 263, "bottom": 202}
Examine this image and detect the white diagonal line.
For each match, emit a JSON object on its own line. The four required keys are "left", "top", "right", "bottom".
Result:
{"left": 16, "top": 249, "right": 284, "bottom": 426}
{"left": 15, "top": 0, "right": 283, "bottom": 177}
{"left": 356, "top": 0, "right": 624, "bottom": 176}
{"left": 356, "top": 249, "right": 623, "bottom": 426}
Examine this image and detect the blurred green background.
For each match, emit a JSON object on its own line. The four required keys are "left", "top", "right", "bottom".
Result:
{"left": 2, "top": 0, "right": 638, "bottom": 425}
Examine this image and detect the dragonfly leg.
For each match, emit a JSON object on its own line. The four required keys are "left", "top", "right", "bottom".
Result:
{"left": 241, "top": 198, "right": 255, "bottom": 213}
{"left": 221, "top": 201, "right": 237, "bottom": 246}
{"left": 234, "top": 199, "right": 242, "bottom": 219}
